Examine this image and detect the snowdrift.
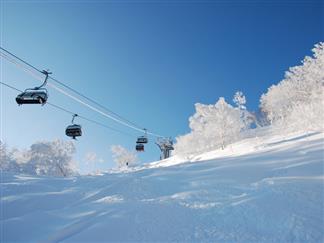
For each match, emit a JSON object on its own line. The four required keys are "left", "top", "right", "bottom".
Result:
{"left": 1, "top": 132, "right": 323, "bottom": 242}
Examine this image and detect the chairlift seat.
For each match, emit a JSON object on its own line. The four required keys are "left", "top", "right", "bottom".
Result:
{"left": 136, "top": 136, "right": 148, "bottom": 144}
{"left": 16, "top": 90, "right": 48, "bottom": 105}
{"left": 136, "top": 144, "right": 144, "bottom": 152}
{"left": 65, "top": 124, "right": 82, "bottom": 139}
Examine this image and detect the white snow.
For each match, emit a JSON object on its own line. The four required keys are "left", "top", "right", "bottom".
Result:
{"left": 1, "top": 131, "right": 323, "bottom": 242}
{"left": 94, "top": 195, "right": 124, "bottom": 204}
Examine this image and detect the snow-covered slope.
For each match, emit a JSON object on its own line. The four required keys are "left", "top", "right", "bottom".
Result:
{"left": 1, "top": 132, "right": 323, "bottom": 242}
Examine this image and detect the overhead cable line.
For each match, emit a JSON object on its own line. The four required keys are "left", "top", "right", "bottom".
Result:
{"left": 0, "top": 81, "right": 135, "bottom": 138}
{"left": 49, "top": 75, "right": 143, "bottom": 130}
{"left": 47, "top": 81, "right": 148, "bottom": 133}
{"left": 0, "top": 52, "right": 142, "bottom": 133}
{"left": 0, "top": 49, "right": 143, "bottom": 131}
{"left": 0, "top": 46, "right": 164, "bottom": 138}
{"left": 0, "top": 51, "right": 43, "bottom": 81}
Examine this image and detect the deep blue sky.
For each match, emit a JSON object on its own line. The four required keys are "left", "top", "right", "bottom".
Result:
{"left": 1, "top": 0, "right": 323, "bottom": 173}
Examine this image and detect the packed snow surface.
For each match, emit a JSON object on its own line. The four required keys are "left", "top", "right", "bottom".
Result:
{"left": 1, "top": 132, "right": 323, "bottom": 242}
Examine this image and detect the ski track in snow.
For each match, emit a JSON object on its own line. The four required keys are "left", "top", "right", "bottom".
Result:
{"left": 0, "top": 132, "right": 323, "bottom": 242}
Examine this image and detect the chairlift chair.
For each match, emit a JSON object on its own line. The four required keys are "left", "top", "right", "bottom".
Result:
{"left": 136, "top": 136, "right": 148, "bottom": 144}
{"left": 15, "top": 70, "right": 51, "bottom": 106}
{"left": 136, "top": 143, "right": 144, "bottom": 152}
{"left": 65, "top": 124, "right": 82, "bottom": 139}
{"left": 16, "top": 89, "right": 48, "bottom": 105}
{"left": 65, "top": 114, "right": 82, "bottom": 139}
{"left": 136, "top": 129, "right": 148, "bottom": 144}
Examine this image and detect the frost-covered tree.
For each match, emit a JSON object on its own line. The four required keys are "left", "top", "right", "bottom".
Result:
{"left": 0, "top": 140, "right": 77, "bottom": 176}
{"left": 260, "top": 42, "right": 324, "bottom": 132}
{"left": 25, "top": 140, "right": 77, "bottom": 176}
{"left": 233, "top": 91, "right": 246, "bottom": 110}
{"left": 111, "top": 145, "right": 137, "bottom": 168}
{"left": 84, "top": 152, "right": 104, "bottom": 173}
{"left": 174, "top": 97, "right": 246, "bottom": 155}
{"left": 0, "top": 141, "right": 21, "bottom": 172}
{"left": 0, "top": 141, "right": 10, "bottom": 171}
{"left": 233, "top": 91, "right": 254, "bottom": 129}
{"left": 250, "top": 109, "right": 270, "bottom": 128}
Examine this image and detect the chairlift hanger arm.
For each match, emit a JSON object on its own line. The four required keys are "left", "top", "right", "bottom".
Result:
{"left": 35, "top": 70, "right": 52, "bottom": 90}
{"left": 72, "top": 114, "right": 78, "bottom": 124}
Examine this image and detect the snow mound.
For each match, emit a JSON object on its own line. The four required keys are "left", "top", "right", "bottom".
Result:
{"left": 1, "top": 132, "right": 323, "bottom": 242}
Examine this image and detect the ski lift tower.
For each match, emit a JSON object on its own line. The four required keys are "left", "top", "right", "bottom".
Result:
{"left": 155, "top": 137, "right": 174, "bottom": 160}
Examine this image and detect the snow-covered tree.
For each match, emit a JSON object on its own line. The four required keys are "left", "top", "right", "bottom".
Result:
{"left": 233, "top": 91, "right": 255, "bottom": 129}
{"left": 174, "top": 97, "right": 246, "bottom": 155}
{"left": 111, "top": 145, "right": 137, "bottom": 168}
{"left": 1, "top": 140, "right": 77, "bottom": 176}
{"left": 84, "top": 152, "right": 104, "bottom": 173}
{"left": 0, "top": 141, "right": 21, "bottom": 172}
{"left": 25, "top": 140, "right": 77, "bottom": 177}
{"left": 233, "top": 91, "right": 246, "bottom": 110}
{"left": 84, "top": 152, "right": 104, "bottom": 164}
{"left": 0, "top": 141, "right": 10, "bottom": 171}
{"left": 260, "top": 42, "right": 324, "bottom": 132}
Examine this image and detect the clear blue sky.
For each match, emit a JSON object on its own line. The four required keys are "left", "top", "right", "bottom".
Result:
{"left": 1, "top": 0, "right": 323, "bottom": 173}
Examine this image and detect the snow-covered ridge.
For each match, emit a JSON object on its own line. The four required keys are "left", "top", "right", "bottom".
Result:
{"left": 1, "top": 131, "right": 323, "bottom": 242}
{"left": 150, "top": 129, "right": 323, "bottom": 168}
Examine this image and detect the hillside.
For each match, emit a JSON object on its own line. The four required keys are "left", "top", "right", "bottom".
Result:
{"left": 1, "top": 131, "right": 323, "bottom": 242}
